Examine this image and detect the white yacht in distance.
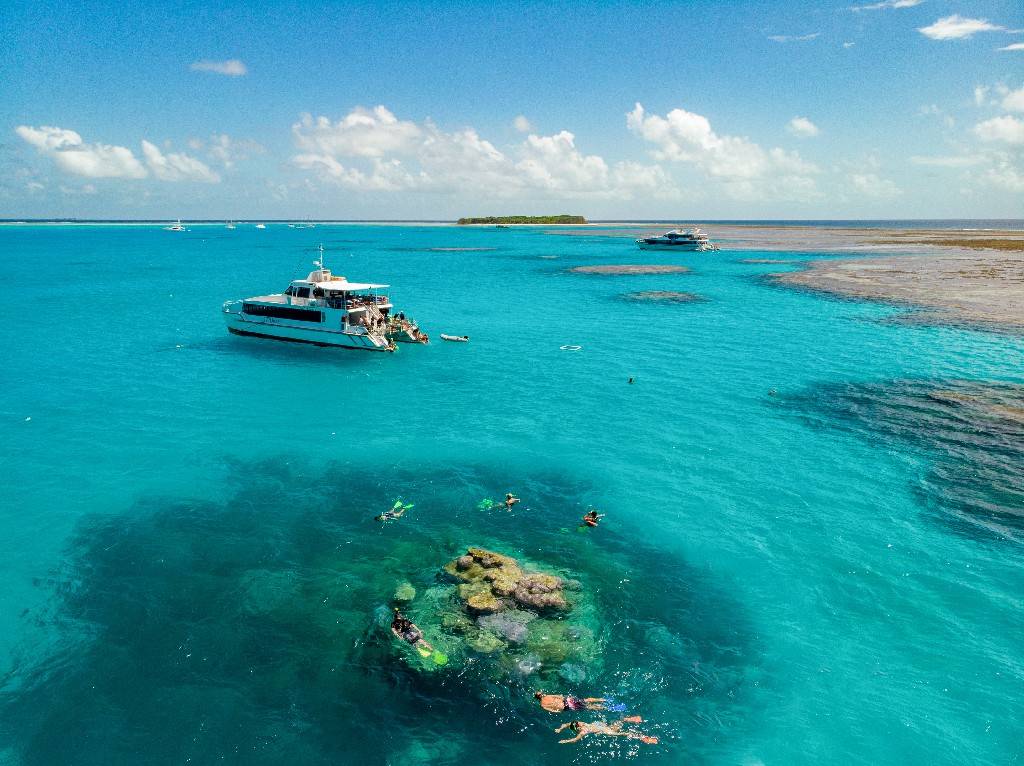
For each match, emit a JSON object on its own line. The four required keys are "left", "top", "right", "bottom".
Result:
{"left": 636, "top": 228, "right": 718, "bottom": 251}
{"left": 255, "top": 223, "right": 266, "bottom": 229}
{"left": 165, "top": 219, "right": 186, "bottom": 232}
{"left": 226, "top": 221, "right": 236, "bottom": 230}
{"left": 223, "top": 248, "right": 429, "bottom": 352}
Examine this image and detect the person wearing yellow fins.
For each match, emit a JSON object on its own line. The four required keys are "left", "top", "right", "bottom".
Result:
{"left": 554, "top": 717, "right": 659, "bottom": 745}
{"left": 390, "top": 609, "right": 435, "bottom": 655}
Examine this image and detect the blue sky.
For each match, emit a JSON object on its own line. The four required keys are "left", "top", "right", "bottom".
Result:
{"left": 2, "top": 0, "right": 1022, "bottom": 219}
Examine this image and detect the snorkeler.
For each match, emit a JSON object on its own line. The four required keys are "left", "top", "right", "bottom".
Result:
{"left": 390, "top": 609, "right": 435, "bottom": 653}
{"left": 376, "top": 499, "right": 413, "bottom": 522}
{"left": 504, "top": 493, "right": 520, "bottom": 510}
{"left": 554, "top": 717, "right": 658, "bottom": 745}
{"left": 582, "top": 510, "right": 604, "bottom": 527}
{"left": 534, "top": 692, "right": 613, "bottom": 713}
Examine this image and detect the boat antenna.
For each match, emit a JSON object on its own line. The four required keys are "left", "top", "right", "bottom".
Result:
{"left": 314, "top": 243, "right": 324, "bottom": 270}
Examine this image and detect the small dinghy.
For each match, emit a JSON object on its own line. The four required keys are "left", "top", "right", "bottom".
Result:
{"left": 441, "top": 334, "right": 469, "bottom": 342}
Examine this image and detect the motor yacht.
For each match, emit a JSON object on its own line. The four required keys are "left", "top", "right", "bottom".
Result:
{"left": 165, "top": 219, "right": 186, "bottom": 232}
{"left": 223, "top": 248, "right": 428, "bottom": 352}
{"left": 636, "top": 228, "right": 718, "bottom": 251}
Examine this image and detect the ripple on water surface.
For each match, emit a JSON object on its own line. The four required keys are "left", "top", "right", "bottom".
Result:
{"left": 0, "top": 458, "right": 759, "bottom": 765}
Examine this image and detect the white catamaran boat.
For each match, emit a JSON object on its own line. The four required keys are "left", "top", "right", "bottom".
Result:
{"left": 222, "top": 248, "right": 429, "bottom": 352}
{"left": 165, "top": 219, "right": 186, "bottom": 232}
{"left": 636, "top": 228, "right": 718, "bottom": 251}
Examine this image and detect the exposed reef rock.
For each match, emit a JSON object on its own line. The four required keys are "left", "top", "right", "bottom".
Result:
{"left": 444, "top": 547, "right": 568, "bottom": 613}
{"left": 570, "top": 264, "right": 689, "bottom": 275}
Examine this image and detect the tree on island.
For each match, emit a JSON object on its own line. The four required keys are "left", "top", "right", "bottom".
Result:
{"left": 456, "top": 215, "right": 587, "bottom": 225}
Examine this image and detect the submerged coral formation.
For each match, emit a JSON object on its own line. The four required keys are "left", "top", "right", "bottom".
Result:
{"left": 620, "top": 290, "right": 704, "bottom": 303}
{"left": 392, "top": 547, "right": 596, "bottom": 681}
{"left": 570, "top": 264, "right": 689, "bottom": 275}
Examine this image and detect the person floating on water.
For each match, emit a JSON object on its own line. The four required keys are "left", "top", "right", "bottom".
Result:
{"left": 554, "top": 717, "right": 658, "bottom": 745}
{"left": 582, "top": 510, "right": 604, "bottom": 527}
{"left": 390, "top": 609, "right": 435, "bottom": 654}
{"left": 505, "top": 493, "right": 520, "bottom": 510}
{"left": 534, "top": 692, "right": 617, "bottom": 713}
{"left": 376, "top": 499, "right": 413, "bottom": 522}
{"left": 628, "top": 377, "right": 634, "bottom": 384}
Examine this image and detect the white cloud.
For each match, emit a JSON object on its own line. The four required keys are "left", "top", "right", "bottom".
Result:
{"left": 141, "top": 140, "right": 221, "bottom": 182}
{"left": 1001, "top": 86, "right": 1024, "bottom": 112}
{"left": 626, "top": 103, "right": 818, "bottom": 200}
{"left": 851, "top": 172, "right": 901, "bottom": 197}
{"left": 512, "top": 115, "right": 532, "bottom": 133}
{"left": 973, "top": 115, "right": 1024, "bottom": 145}
{"left": 767, "top": 33, "right": 820, "bottom": 43}
{"left": 25, "top": 181, "right": 44, "bottom": 192}
{"left": 918, "top": 15, "right": 1007, "bottom": 40}
{"left": 206, "top": 134, "right": 266, "bottom": 167}
{"left": 291, "top": 105, "right": 674, "bottom": 199}
{"left": 190, "top": 59, "right": 247, "bottom": 76}
{"left": 985, "top": 159, "right": 1024, "bottom": 191}
{"left": 974, "top": 85, "right": 991, "bottom": 106}
{"left": 910, "top": 155, "right": 986, "bottom": 167}
{"left": 851, "top": 0, "right": 923, "bottom": 11}
{"left": 787, "top": 117, "right": 820, "bottom": 137}
{"left": 293, "top": 107, "right": 421, "bottom": 159}
{"left": 843, "top": 41, "right": 856, "bottom": 48}
{"left": 999, "top": 43, "right": 1024, "bottom": 51}
{"left": 16, "top": 125, "right": 148, "bottom": 179}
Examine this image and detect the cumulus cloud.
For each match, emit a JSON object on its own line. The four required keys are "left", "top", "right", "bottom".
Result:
{"left": 767, "top": 33, "right": 819, "bottom": 42}
{"left": 141, "top": 140, "right": 221, "bottom": 182}
{"left": 1001, "top": 86, "right": 1024, "bottom": 112}
{"left": 973, "top": 115, "right": 1024, "bottom": 144}
{"left": 918, "top": 15, "right": 1007, "bottom": 40}
{"left": 985, "top": 159, "right": 1024, "bottom": 191}
{"left": 974, "top": 85, "right": 991, "bottom": 106}
{"left": 850, "top": 172, "right": 901, "bottom": 197}
{"left": 512, "top": 115, "right": 532, "bottom": 133}
{"left": 851, "top": 0, "right": 923, "bottom": 11}
{"left": 204, "top": 134, "right": 266, "bottom": 167}
{"left": 625, "top": 103, "right": 819, "bottom": 200}
{"left": 787, "top": 117, "right": 820, "bottom": 137}
{"left": 293, "top": 107, "right": 421, "bottom": 159}
{"left": 16, "top": 125, "right": 148, "bottom": 179}
{"left": 190, "top": 59, "right": 247, "bottom": 76}
{"left": 999, "top": 43, "right": 1024, "bottom": 51}
{"left": 290, "top": 105, "right": 676, "bottom": 199}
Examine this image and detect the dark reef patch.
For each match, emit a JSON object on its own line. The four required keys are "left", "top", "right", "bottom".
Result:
{"left": 0, "top": 458, "right": 757, "bottom": 766}
{"left": 782, "top": 379, "right": 1024, "bottom": 537}
{"left": 619, "top": 291, "right": 706, "bottom": 304}
{"left": 570, "top": 264, "right": 689, "bottom": 275}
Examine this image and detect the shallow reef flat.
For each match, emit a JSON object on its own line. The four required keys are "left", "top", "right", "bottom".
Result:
{"left": 774, "top": 251, "right": 1024, "bottom": 331}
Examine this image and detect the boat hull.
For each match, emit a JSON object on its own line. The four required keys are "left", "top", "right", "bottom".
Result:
{"left": 636, "top": 241, "right": 707, "bottom": 251}
{"left": 223, "top": 311, "right": 393, "bottom": 351}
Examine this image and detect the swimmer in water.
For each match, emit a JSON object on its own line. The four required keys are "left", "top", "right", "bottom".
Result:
{"left": 390, "top": 609, "right": 435, "bottom": 653}
{"left": 628, "top": 377, "right": 634, "bottom": 384}
{"left": 534, "top": 692, "right": 610, "bottom": 712}
{"left": 582, "top": 510, "right": 604, "bottom": 527}
{"left": 505, "top": 493, "right": 520, "bottom": 510}
{"left": 555, "top": 717, "right": 658, "bottom": 745}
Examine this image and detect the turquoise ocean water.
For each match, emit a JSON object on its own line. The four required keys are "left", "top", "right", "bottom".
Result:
{"left": 0, "top": 224, "right": 1022, "bottom": 765}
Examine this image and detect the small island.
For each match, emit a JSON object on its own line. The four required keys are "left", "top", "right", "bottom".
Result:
{"left": 457, "top": 215, "right": 587, "bottom": 225}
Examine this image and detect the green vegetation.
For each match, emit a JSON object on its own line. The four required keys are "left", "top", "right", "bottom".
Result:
{"left": 456, "top": 215, "right": 587, "bottom": 225}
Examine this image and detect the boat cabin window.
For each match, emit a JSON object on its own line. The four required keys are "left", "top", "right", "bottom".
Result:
{"left": 284, "top": 285, "right": 311, "bottom": 298}
{"left": 296, "top": 287, "right": 311, "bottom": 298}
